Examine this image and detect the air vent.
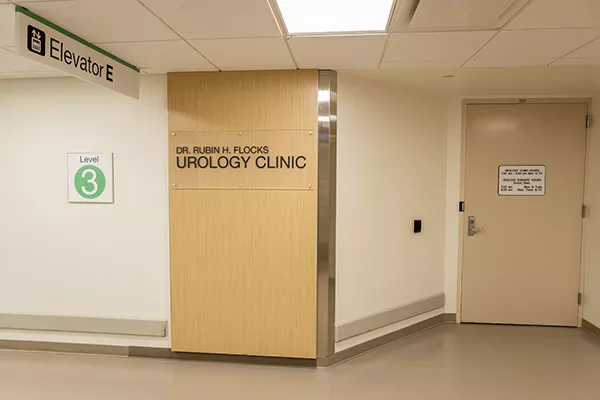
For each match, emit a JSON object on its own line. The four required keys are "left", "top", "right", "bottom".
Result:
{"left": 390, "top": 0, "right": 531, "bottom": 32}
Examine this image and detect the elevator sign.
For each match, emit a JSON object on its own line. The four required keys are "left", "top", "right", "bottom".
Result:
{"left": 498, "top": 165, "right": 546, "bottom": 196}
{"left": 15, "top": 6, "right": 140, "bottom": 98}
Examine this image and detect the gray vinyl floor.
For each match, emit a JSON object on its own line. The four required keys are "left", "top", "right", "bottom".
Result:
{"left": 1, "top": 324, "right": 600, "bottom": 400}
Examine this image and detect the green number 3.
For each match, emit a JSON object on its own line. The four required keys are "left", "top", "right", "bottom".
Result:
{"left": 75, "top": 165, "right": 106, "bottom": 199}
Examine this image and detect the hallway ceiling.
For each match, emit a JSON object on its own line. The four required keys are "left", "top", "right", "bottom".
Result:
{"left": 1, "top": 0, "right": 600, "bottom": 78}
{"left": 347, "top": 65, "right": 600, "bottom": 97}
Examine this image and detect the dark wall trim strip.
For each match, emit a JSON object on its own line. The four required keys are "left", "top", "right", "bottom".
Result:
{"left": 582, "top": 319, "right": 600, "bottom": 339}
{"left": 444, "top": 313, "right": 457, "bottom": 323}
{"left": 0, "top": 340, "right": 316, "bottom": 367}
{"left": 0, "top": 340, "right": 128, "bottom": 356}
{"left": 130, "top": 347, "right": 316, "bottom": 367}
{"left": 318, "top": 314, "right": 444, "bottom": 367}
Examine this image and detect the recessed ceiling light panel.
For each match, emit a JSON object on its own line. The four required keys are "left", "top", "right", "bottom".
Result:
{"left": 276, "top": 0, "right": 395, "bottom": 35}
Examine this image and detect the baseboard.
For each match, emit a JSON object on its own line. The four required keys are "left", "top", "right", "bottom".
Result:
{"left": 335, "top": 293, "right": 445, "bottom": 341}
{"left": 582, "top": 319, "right": 600, "bottom": 339}
{"left": 319, "top": 314, "right": 443, "bottom": 367}
{"left": 0, "top": 314, "right": 167, "bottom": 337}
{"left": 443, "top": 313, "right": 457, "bottom": 323}
{"left": 129, "top": 346, "right": 314, "bottom": 366}
{"left": 0, "top": 310, "right": 451, "bottom": 366}
{"left": 0, "top": 340, "right": 315, "bottom": 367}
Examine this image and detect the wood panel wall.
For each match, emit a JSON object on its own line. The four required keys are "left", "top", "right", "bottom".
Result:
{"left": 168, "top": 70, "right": 318, "bottom": 358}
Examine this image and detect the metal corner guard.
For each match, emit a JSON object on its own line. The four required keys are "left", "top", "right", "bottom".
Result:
{"left": 317, "top": 70, "right": 338, "bottom": 361}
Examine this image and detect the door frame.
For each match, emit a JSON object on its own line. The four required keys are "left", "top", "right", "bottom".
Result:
{"left": 455, "top": 97, "right": 592, "bottom": 326}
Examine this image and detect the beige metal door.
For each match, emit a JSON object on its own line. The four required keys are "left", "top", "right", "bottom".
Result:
{"left": 462, "top": 103, "right": 587, "bottom": 326}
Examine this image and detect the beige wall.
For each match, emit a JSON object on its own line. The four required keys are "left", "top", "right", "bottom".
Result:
{"left": 336, "top": 72, "right": 448, "bottom": 349}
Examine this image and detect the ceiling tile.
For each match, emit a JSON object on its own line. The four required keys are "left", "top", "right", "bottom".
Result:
{"left": 21, "top": 0, "right": 177, "bottom": 43}
{"left": 0, "top": 4, "right": 14, "bottom": 47}
{"left": 552, "top": 37, "right": 600, "bottom": 65}
{"left": 98, "top": 40, "right": 216, "bottom": 72}
{"left": 13, "top": 0, "right": 79, "bottom": 3}
{"left": 382, "top": 31, "right": 495, "bottom": 68}
{"left": 508, "top": 0, "right": 600, "bottom": 29}
{"left": 381, "top": 60, "right": 464, "bottom": 69}
{"left": 139, "top": 0, "right": 281, "bottom": 39}
{"left": 394, "top": 0, "right": 522, "bottom": 31}
{"left": 189, "top": 38, "right": 295, "bottom": 71}
{"left": 288, "top": 35, "right": 387, "bottom": 69}
{"left": 552, "top": 58, "right": 600, "bottom": 66}
{"left": 0, "top": 47, "right": 54, "bottom": 72}
{"left": 142, "top": 67, "right": 201, "bottom": 74}
{"left": 0, "top": 70, "right": 67, "bottom": 79}
{"left": 466, "top": 29, "right": 600, "bottom": 67}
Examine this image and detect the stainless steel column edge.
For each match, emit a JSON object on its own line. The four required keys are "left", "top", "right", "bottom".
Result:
{"left": 317, "top": 70, "right": 337, "bottom": 359}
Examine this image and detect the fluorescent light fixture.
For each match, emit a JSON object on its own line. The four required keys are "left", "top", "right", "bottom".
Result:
{"left": 276, "top": 0, "right": 394, "bottom": 34}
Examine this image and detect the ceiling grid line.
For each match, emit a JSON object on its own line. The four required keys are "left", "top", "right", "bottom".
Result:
{"left": 377, "top": 34, "right": 392, "bottom": 69}
{"left": 266, "top": 0, "right": 299, "bottom": 69}
{"left": 3, "top": 0, "right": 600, "bottom": 77}
{"left": 377, "top": 0, "right": 401, "bottom": 69}
{"left": 388, "top": 28, "right": 498, "bottom": 35}
{"left": 96, "top": 35, "right": 288, "bottom": 44}
{"left": 384, "top": 0, "right": 402, "bottom": 31}
{"left": 547, "top": 35, "right": 600, "bottom": 66}
{"left": 460, "top": 0, "right": 537, "bottom": 67}
{"left": 135, "top": 0, "right": 221, "bottom": 71}
{"left": 92, "top": 39, "right": 192, "bottom": 45}
{"left": 459, "top": 33, "right": 499, "bottom": 67}
{"left": 507, "top": 27, "right": 600, "bottom": 32}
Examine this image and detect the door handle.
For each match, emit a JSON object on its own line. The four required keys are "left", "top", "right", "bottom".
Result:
{"left": 468, "top": 216, "right": 485, "bottom": 236}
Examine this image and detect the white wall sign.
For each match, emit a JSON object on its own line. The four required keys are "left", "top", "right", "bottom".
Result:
{"left": 498, "top": 165, "right": 546, "bottom": 196}
{"left": 68, "top": 153, "right": 114, "bottom": 203}
{"left": 15, "top": 7, "right": 139, "bottom": 99}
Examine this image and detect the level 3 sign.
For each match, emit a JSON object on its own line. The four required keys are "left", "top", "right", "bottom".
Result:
{"left": 68, "top": 153, "right": 114, "bottom": 203}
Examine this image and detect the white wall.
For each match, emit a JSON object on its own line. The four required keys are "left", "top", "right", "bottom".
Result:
{"left": 335, "top": 72, "right": 448, "bottom": 349}
{"left": 583, "top": 98, "right": 600, "bottom": 327}
{"left": 443, "top": 98, "right": 463, "bottom": 314}
{"left": 0, "top": 75, "right": 170, "bottom": 347}
{"left": 4, "top": 68, "right": 599, "bottom": 352}
{"left": 346, "top": 67, "right": 600, "bottom": 325}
